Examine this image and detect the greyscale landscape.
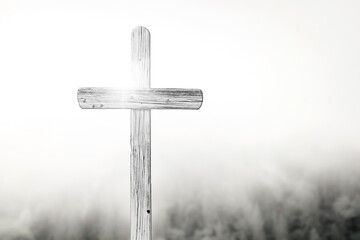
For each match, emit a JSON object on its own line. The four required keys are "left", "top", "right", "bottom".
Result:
{"left": 1, "top": 0, "right": 360, "bottom": 239}
{"left": 1, "top": 143, "right": 360, "bottom": 240}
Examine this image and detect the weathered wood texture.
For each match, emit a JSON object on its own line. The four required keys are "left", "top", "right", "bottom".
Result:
{"left": 130, "top": 26, "right": 152, "bottom": 240}
{"left": 77, "top": 88, "right": 203, "bottom": 109}
{"left": 77, "top": 26, "right": 204, "bottom": 240}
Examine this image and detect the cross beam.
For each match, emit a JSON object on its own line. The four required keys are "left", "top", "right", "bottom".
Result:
{"left": 77, "top": 26, "right": 203, "bottom": 240}
{"left": 78, "top": 88, "right": 203, "bottom": 109}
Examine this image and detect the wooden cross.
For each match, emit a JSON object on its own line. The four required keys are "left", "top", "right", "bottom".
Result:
{"left": 77, "top": 26, "right": 203, "bottom": 240}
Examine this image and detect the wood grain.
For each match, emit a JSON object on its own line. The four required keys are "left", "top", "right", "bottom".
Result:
{"left": 77, "top": 88, "right": 203, "bottom": 109}
{"left": 130, "top": 26, "right": 152, "bottom": 240}
{"left": 77, "top": 26, "right": 204, "bottom": 240}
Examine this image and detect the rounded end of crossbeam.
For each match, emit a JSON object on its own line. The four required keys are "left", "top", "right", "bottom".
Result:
{"left": 77, "top": 87, "right": 96, "bottom": 109}
{"left": 197, "top": 89, "right": 203, "bottom": 110}
{"left": 77, "top": 88, "right": 85, "bottom": 109}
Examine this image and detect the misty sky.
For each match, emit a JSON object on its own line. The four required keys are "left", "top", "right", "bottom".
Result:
{"left": 1, "top": 0, "right": 360, "bottom": 233}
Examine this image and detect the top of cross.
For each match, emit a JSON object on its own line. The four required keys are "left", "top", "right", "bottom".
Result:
{"left": 77, "top": 26, "right": 203, "bottom": 110}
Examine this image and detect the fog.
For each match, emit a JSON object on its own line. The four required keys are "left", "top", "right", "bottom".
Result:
{"left": 1, "top": 0, "right": 360, "bottom": 239}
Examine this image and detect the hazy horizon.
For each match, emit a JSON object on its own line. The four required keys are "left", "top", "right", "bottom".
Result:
{"left": 1, "top": 0, "right": 360, "bottom": 239}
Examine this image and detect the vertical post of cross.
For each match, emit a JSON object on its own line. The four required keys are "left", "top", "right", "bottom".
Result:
{"left": 130, "top": 27, "right": 152, "bottom": 240}
{"left": 78, "top": 26, "right": 203, "bottom": 240}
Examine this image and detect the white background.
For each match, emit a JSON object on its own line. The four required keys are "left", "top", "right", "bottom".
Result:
{"left": 1, "top": 0, "right": 360, "bottom": 231}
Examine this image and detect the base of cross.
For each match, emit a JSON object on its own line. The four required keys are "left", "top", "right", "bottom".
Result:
{"left": 77, "top": 26, "right": 203, "bottom": 240}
